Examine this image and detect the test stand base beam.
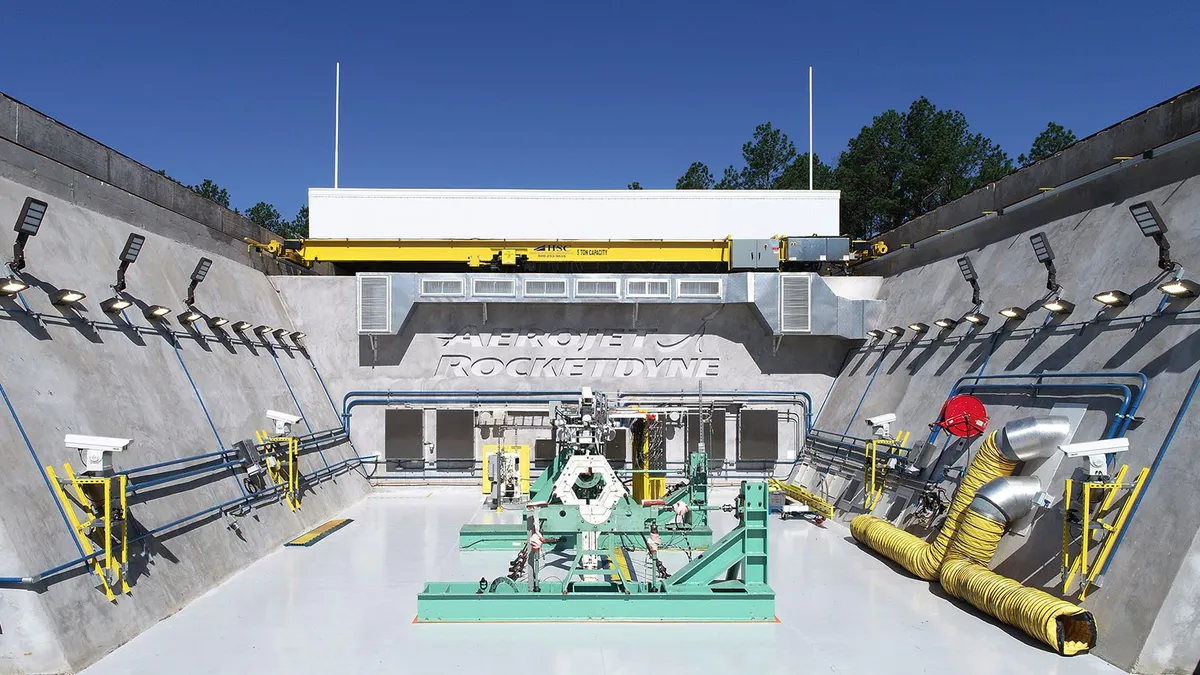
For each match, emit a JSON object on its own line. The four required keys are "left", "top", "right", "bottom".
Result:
{"left": 415, "top": 582, "right": 775, "bottom": 622}
{"left": 456, "top": 523, "right": 713, "bottom": 551}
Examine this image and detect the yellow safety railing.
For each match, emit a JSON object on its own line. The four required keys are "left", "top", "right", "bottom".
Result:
{"left": 256, "top": 431, "right": 301, "bottom": 510}
{"left": 864, "top": 430, "right": 910, "bottom": 510}
{"left": 1062, "top": 464, "right": 1149, "bottom": 599}
{"left": 45, "top": 464, "right": 129, "bottom": 600}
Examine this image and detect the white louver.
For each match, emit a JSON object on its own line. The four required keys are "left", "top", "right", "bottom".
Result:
{"left": 780, "top": 275, "right": 811, "bottom": 333}
{"left": 357, "top": 274, "right": 391, "bottom": 334}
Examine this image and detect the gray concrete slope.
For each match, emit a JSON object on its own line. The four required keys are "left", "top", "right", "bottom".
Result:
{"left": 805, "top": 173, "right": 1200, "bottom": 672}
{"left": 0, "top": 169, "right": 368, "bottom": 670}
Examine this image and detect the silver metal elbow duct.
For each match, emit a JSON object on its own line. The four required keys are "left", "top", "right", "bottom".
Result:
{"left": 999, "top": 416, "right": 1072, "bottom": 462}
{"left": 970, "top": 476, "right": 1043, "bottom": 526}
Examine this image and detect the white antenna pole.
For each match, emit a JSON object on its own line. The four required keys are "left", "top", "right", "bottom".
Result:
{"left": 808, "top": 65, "right": 814, "bottom": 191}
{"left": 334, "top": 62, "right": 341, "bottom": 189}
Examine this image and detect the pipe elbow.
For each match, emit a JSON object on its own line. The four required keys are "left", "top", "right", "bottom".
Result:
{"left": 970, "top": 475, "right": 1043, "bottom": 526}
{"left": 999, "top": 416, "right": 1072, "bottom": 461}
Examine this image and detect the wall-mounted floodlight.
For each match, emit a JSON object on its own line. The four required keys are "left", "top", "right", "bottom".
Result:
{"left": 1129, "top": 201, "right": 1174, "bottom": 271}
{"left": 231, "top": 321, "right": 251, "bottom": 332}
{"left": 144, "top": 305, "right": 172, "bottom": 320}
{"left": 907, "top": 322, "right": 929, "bottom": 334}
{"left": 1028, "top": 232, "right": 1059, "bottom": 292}
{"left": 1093, "top": 290, "right": 1131, "bottom": 307}
{"left": 885, "top": 326, "right": 905, "bottom": 337}
{"left": 999, "top": 307, "right": 1027, "bottom": 320}
{"left": 289, "top": 331, "right": 306, "bottom": 342}
{"left": 271, "top": 328, "right": 287, "bottom": 340}
{"left": 207, "top": 316, "right": 229, "bottom": 329}
{"left": 1041, "top": 298, "right": 1075, "bottom": 315}
{"left": 101, "top": 296, "right": 133, "bottom": 313}
{"left": 185, "top": 257, "right": 212, "bottom": 305}
{"left": 114, "top": 233, "right": 146, "bottom": 293}
{"left": 11, "top": 197, "right": 48, "bottom": 272}
{"left": 1159, "top": 278, "right": 1200, "bottom": 298}
{"left": 51, "top": 289, "right": 86, "bottom": 306}
{"left": 253, "top": 325, "right": 272, "bottom": 336}
{"left": 1, "top": 277, "right": 30, "bottom": 295}
{"left": 964, "top": 311, "right": 989, "bottom": 326}
{"left": 866, "top": 329, "right": 885, "bottom": 340}
{"left": 957, "top": 256, "right": 981, "bottom": 305}
{"left": 179, "top": 309, "right": 203, "bottom": 324}
{"left": 934, "top": 317, "right": 958, "bottom": 329}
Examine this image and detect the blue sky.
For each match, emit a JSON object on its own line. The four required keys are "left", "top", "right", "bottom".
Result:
{"left": 4, "top": 0, "right": 1198, "bottom": 216}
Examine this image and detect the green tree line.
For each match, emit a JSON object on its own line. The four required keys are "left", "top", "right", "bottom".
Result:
{"left": 642, "top": 98, "right": 1076, "bottom": 238}
{"left": 154, "top": 171, "right": 309, "bottom": 239}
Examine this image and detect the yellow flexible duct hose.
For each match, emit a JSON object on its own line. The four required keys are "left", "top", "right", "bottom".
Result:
{"left": 850, "top": 430, "right": 1015, "bottom": 580}
{"left": 941, "top": 512, "right": 1097, "bottom": 655}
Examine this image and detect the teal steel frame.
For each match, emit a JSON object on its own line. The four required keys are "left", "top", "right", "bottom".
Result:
{"left": 418, "top": 481, "right": 774, "bottom": 622}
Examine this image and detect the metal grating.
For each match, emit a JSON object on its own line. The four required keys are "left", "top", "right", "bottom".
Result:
{"left": 472, "top": 277, "right": 516, "bottom": 297}
{"left": 677, "top": 279, "right": 722, "bottom": 298}
{"left": 524, "top": 278, "right": 567, "bottom": 297}
{"left": 575, "top": 279, "right": 619, "bottom": 297}
{"left": 627, "top": 279, "right": 671, "bottom": 298}
{"left": 357, "top": 274, "right": 391, "bottom": 333}
{"left": 780, "top": 275, "right": 811, "bottom": 333}
{"left": 421, "top": 278, "right": 465, "bottom": 296}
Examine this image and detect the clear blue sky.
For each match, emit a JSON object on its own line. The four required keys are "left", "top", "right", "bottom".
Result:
{"left": 4, "top": 0, "right": 1198, "bottom": 216}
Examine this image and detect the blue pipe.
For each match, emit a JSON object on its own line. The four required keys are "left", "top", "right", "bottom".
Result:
{"left": 272, "top": 352, "right": 329, "bottom": 469}
{"left": 1100, "top": 365, "right": 1200, "bottom": 578}
{"left": 127, "top": 460, "right": 242, "bottom": 493}
{"left": 0, "top": 453, "right": 375, "bottom": 585}
{"left": 170, "top": 340, "right": 248, "bottom": 499}
{"left": 842, "top": 347, "right": 888, "bottom": 437}
{"left": 0, "top": 378, "right": 89, "bottom": 562}
{"left": 124, "top": 450, "right": 230, "bottom": 475}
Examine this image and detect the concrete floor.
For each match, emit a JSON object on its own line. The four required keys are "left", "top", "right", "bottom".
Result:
{"left": 81, "top": 487, "right": 1124, "bottom": 675}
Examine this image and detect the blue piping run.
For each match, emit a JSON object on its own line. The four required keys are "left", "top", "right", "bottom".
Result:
{"left": 842, "top": 346, "right": 888, "bottom": 437}
{"left": 272, "top": 352, "right": 329, "bottom": 469}
{"left": 171, "top": 341, "right": 248, "bottom": 499}
{"left": 0, "top": 377, "right": 88, "bottom": 562}
{"left": 1100, "top": 365, "right": 1200, "bottom": 577}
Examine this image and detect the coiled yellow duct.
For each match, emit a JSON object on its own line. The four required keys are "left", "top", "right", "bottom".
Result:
{"left": 850, "top": 429, "right": 1015, "bottom": 579}
{"left": 941, "top": 510, "right": 1097, "bottom": 655}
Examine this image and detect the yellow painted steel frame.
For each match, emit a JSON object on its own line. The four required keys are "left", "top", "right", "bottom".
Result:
{"left": 631, "top": 415, "right": 666, "bottom": 503}
{"left": 480, "top": 444, "right": 531, "bottom": 496}
{"left": 1062, "top": 464, "right": 1149, "bottom": 599}
{"left": 864, "top": 430, "right": 910, "bottom": 510}
{"left": 767, "top": 479, "right": 835, "bottom": 520}
{"left": 45, "top": 464, "right": 129, "bottom": 600}
{"left": 257, "top": 431, "right": 302, "bottom": 510}
{"left": 297, "top": 238, "right": 737, "bottom": 267}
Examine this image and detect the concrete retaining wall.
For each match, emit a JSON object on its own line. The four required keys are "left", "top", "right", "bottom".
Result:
{"left": 868, "top": 85, "right": 1200, "bottom": 271}
{"left": 806, "top": 143, "right": 1200, "bottom": 671}
{"left": 0, "top": 127, "right": 367, "bottom": 671}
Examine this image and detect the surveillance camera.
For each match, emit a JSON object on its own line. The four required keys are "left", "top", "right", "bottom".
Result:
{"left": 266, "top": 409, "right": 302, "bottom": 436}
{"left": 65, "top": 434, "right": 133, "bottom": 475}
{"left": 865, "top": 413, "right": 897, "bottom": 437}
{"left": 1059, "top": 438, "right": 1130, "bottom": 478}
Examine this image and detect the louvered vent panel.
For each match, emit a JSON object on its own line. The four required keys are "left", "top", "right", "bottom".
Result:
{"left": 677, "top": 279, "right": 722, "bottom": 298}
{"left": 627, "top": 279, "right": 670, "bottom": 298}
{"left": 576, "top": 279, "right": 619, "bottom": 297}
{"left": 421, "top": 278, "right": 465, "bottom": 296}
{"left": 780, "top": 275, "right": 811, "bottom": 333}
{"left": 524, "top": 279, "right": 567, "bottom": 297}
{"left": 473, "top": 278, "right": 516, "bottom": 297}
{"left": 357, "top": 275, "right": 391, "bottom": 333}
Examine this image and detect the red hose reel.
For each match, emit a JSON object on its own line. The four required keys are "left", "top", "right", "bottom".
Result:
{"left": 935, "top": 394, "right": 989, "bottom": 437}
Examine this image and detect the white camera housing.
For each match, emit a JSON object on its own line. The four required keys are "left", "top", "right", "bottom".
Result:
{"left": 865, "top": 413, "right": 898, "bottom": 438}
{"left": 266, "top": 409, "right": 302, "bottom": 436}
{"left": 65, "top": 434, "right": 132, "bottom": 475}
{"left": 1059, "top": 438, "right": 1129, "bottom": 478}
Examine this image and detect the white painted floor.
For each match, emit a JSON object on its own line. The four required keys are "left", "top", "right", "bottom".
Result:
{"left": 82, "top": 487, "right": 1124, "bottom": 675}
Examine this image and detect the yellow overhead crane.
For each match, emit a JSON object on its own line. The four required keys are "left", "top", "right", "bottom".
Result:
{"left": 293, "top": 238, "right": 736, "bottom": 268}
{"left": 243, "top": 235, "right": 877, "bottom": 270}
